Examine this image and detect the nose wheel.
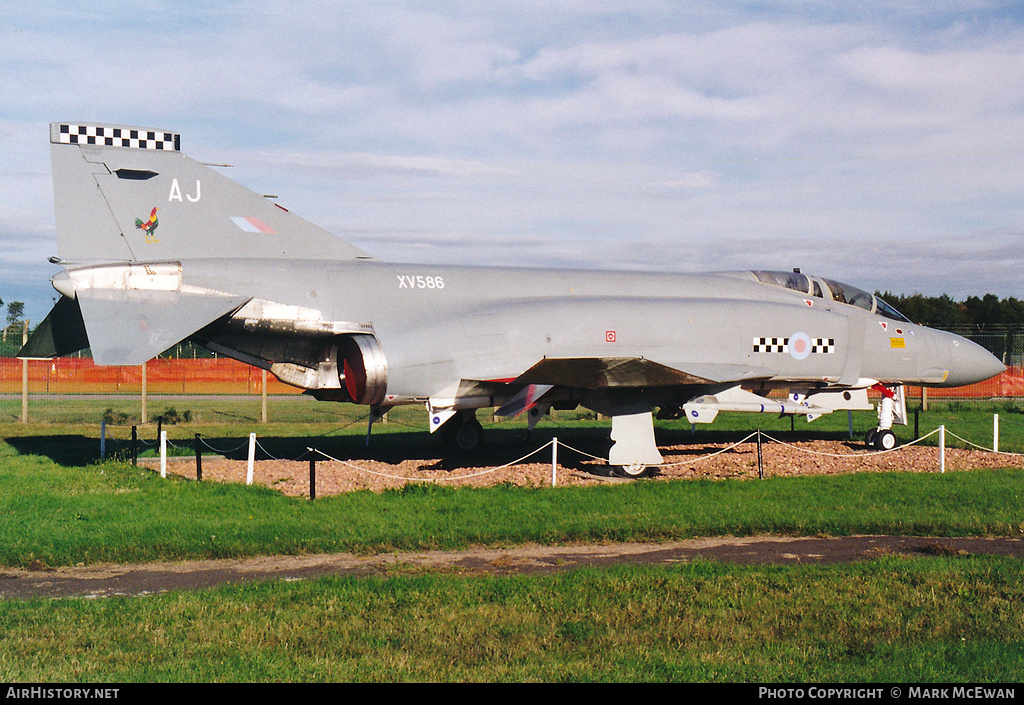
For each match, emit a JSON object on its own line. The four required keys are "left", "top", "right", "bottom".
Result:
{"left": 865, "top": 428, "right": 898, "bottom": 451}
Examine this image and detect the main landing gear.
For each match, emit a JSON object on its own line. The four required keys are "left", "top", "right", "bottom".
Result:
{"left": 607, "top": 402, "right": 663, "bottom": 479}
{"left": 434, "top": 404, "right": 663, "bottom": 479}
{"left": 440, "top": 410, "right": 484, "bottom": 453}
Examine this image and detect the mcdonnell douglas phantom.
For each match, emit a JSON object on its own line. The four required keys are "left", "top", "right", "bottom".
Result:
{"left": 21, "top": 122, "right": 1005, "bottom": 476}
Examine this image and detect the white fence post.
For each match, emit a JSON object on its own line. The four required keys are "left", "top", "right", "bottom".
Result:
{"left": 939, "top": 425, "right": 945, "bottom": 474}
{"left": 551, "top": 437, "right": 558, "bottom": 487}
{"left": 994, "top": 413, "right": 999, "bottom": 453}
{"left": 160, "top": 430, "right": 167, "bottom": 478}
{"left": 247, "top": 432, "right": 256, "bottom": 485}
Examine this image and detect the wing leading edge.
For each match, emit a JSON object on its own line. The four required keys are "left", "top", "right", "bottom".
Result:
{"left": 510, "top": 356, "right": 771, "bottom": 389}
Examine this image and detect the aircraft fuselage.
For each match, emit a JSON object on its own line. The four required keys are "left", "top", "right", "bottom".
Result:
{"left": 56, "top": 257, "right": 1001, "bottom": 410}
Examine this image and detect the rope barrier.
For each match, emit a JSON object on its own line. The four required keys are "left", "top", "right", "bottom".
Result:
{"left": 309, "top": 441, "right": 556, "bottom": 482}
{"left": 991, "top": 413, "right": 1024, "bottom": 427}
{"left": 548, "top": 440, "right": 606, "bottom": 463}
{"left": 197, "top": 436, "right": 250, "bottom": 454}
{"left": 657, "top": 432, "right": 760, "bottom": 467}
{"left": 126, "top": 412, "right": 1024, "bottom": 492}
{"left": 942, "top": 429, "right": 1024, "bottom": 457}
{"left": 759, "top": 428, "right": 940, "bottom": 458}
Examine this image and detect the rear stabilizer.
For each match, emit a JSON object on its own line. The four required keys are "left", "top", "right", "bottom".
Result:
{"left": 25, "top": 262, "right": 252, "bottom": 366}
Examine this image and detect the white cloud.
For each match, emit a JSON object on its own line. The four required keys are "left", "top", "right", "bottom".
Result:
{"left": 1, "top": 0, "right": 1023, "bottom": 322}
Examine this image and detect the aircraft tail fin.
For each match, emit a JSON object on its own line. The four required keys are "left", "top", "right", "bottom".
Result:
{"left": 50, "top": 122, "right": 375, "bottom": 264}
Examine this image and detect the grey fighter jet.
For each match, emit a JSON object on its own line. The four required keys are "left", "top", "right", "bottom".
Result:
{"left": 22, "top": 122, "right": 1005, "bottom": 476}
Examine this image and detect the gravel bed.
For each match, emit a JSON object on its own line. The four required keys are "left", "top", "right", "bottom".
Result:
{"left": 152, "top": 436, "right": 1022, "bottom": 498}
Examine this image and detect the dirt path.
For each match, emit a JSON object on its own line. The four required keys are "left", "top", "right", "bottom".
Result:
{"left": 3, "top": 536, "right": 1024, "bottom": 599}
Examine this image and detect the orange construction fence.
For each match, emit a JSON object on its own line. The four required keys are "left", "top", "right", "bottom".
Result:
{"left": 906, "top": 367, "right": 1024, "bottom": 399}
{"left": 0, "top": 357, "right": 301, "bottom": 396}
{"left": 2, "top": 357, "right": 1022, "bottom": 399}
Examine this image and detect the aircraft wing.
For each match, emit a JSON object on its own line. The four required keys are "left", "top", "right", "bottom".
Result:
{"left": 510, "top": 356, "right": 771, "bottom": 389}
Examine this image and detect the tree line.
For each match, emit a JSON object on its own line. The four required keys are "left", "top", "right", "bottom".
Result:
{"left": 878, "top": 292, "right": 1024, "bottom": 330}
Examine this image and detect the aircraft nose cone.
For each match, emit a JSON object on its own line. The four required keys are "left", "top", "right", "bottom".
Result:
{"left": 944, "top": 334, "right": 1005, "bottom": 387}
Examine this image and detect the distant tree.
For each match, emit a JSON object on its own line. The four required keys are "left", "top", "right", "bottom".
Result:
{"left": 6, "top": 301, "right": 24, "bottom": 327}
{"left": 3, "top": 301, "right": 24, "bottom": 343}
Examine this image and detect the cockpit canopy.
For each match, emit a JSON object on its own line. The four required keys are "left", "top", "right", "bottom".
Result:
{"left": 750, "top": 270, "right": 910, "bottom": 323}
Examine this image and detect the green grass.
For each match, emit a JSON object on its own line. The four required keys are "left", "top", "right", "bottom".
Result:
{"left": 1, "top": 444, "right": 1022, "bottom": 568}
{"left": 2, "top": 408, "right": 1024, "bottom": 682}
{"left": 0, "top": 393, "right": 386, "bottom": 427}
{"left": 1, "top": 558, "right": 1022, "bottom": 682}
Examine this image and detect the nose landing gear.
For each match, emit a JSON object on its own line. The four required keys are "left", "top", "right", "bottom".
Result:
{"left": 865, "top": 384, "right": 905, "bottom": 451}
{"left": 864, "top": 426, "right": 898, "bottom": 451}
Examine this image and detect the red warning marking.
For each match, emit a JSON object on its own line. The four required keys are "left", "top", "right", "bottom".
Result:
{"left": 605, "top": 331, "right": 616, "bottom": 343}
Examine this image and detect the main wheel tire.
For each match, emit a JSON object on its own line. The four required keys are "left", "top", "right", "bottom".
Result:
{"left": 873, "top": 429, "right": 897, "bottom": 451}
{"left": 614, "top": 463, "right": 653, "bottom": 479}
{"left": 864, "top": 428, "right": 877, "bottom": 448}
{"left": 443, "top": 415, "right": 484, "bottom": 453}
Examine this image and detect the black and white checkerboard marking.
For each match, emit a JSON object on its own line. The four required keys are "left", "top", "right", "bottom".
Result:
{"left": 753, "top": 337, "right": 835, "bottom": 354}
{"left": 810, "top": 338, "right": 835, "bottom": 354}
{"left": 753, "top": 337, "right": 789, "bottom": 353}
{"left": 55, "top": 124, "right": 179, "bottom": 151}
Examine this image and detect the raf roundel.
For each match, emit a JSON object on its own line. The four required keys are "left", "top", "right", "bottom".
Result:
{"left": 789, "top": 332, "right": 812, "bottom": 360}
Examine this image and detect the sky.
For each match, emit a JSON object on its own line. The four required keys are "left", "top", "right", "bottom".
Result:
{"left": 2, "top": 1, "right": 1023, "bottom": 325}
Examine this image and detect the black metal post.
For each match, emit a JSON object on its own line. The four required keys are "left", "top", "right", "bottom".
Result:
{"left": 195, "top": 434, "right": 202, "bottom": 482}
{"left": 309, "top": 450, "right": 316, "bottom": 501}
{"left": 757, "top": 429, "right": 763, "bottom": 480}
{"left": 131, "top": 426, "right": 138, "bottom": 466}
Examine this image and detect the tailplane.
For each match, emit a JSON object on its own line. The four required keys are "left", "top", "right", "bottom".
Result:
{"left": 50, "top": 122, "right": 374, "bottom": 264}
